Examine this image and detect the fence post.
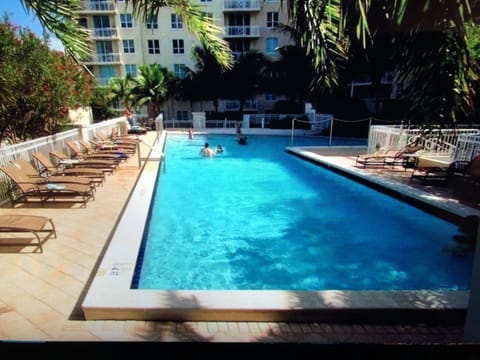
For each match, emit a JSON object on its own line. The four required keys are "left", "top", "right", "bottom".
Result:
{"left": 329, "top": 117, "right": 334, "bottom": 146}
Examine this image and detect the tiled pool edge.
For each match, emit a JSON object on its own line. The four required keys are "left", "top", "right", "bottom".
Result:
{"left": 81, "top": 137, "right": 472, "bottom": 322}
{"left": 287, "top": 146, "right": 480, "bottom": 222}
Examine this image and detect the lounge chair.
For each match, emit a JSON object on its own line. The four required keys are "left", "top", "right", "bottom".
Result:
{"left": 355, "top": 143, "right": 423, "bottom": 169}
{"left": 96, "top": 130, "right": 139, "bottom": 146}
{"left": 66, "top": 141, "right": 124, "bottom": 163}
{"left": 32, "top": 152, "right": 105, "bottom": 186}
{"left": 49, "top": 150, "right": 117, "bottom": 175}
{"left": 0, "top": 214, "right": 56, "bottom": 253}
{"left": 410, "top": 159, "right": 470, "bottom": 185}
{"left": 91, "top": 134, "right": 138, "bottom": 153}
{"left": 111, "top": 127, "right": 143, "bottom": 140}
{"left": 0, "top": 163, "right": 95, "bottom": 208}
{"left": 451, "top": 155, "right": 480, "bottom": 202}
{"left": 78, "top": 139, "right": 134, "bottom": 157}
{"left": 355, "top": 149, "right": 404, "bottom": 168}
{"left": 11, "top": 158, "right": 96, "bottom": 189}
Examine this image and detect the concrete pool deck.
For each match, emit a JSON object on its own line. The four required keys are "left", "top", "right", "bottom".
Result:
{"left": 0, "top": 130, "right": 479, "bottom": 347}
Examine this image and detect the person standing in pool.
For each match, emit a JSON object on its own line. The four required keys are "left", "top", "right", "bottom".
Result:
{"left": 188, "top": 128, "right": 194, "bottom": 139}
{"left": 238, "top": 135, "right": 248, "bottom": 145}
{"left": 200, "top": 142, "right": 215, "bottom": 157}
{"left": 235, "top": 121, "right": 242, "bottom": 139}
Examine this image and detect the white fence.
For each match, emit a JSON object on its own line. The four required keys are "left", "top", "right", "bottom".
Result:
{"left": 369, "top": 125, "right": 480, "bottom": 161}
{"left": 0, "top": 118, "right": 126, "bottom": 203}
{"left": 455, "top": 133, "right": 480, "bottom": 161}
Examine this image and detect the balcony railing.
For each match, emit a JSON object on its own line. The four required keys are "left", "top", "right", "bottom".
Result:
{"left": 84, "top": 53, "right": 121, "bottom": 64}
{"left": 224, "top": 100, "right": 258, "bottom": 111}
{"left": 80, "top": 0, "right": 116, "bottom": 12}
{"left": 224, "top": 25, "right": 260, "bottom": 38}
{"left": 223, "top": 0, "right": 261, "bottom": 11}
{"left": 92, "top": 27, "right": 119, "bottom": 39}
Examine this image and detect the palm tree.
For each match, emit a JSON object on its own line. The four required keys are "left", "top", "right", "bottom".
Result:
{"left": 181, "top": 45, "right": 224, "bottom": 112}
{"left": 221, "top": 51, "right": 268, "bottom": 113}
{"left": 131, "top": 63, "right": 172, "bottom": 119}
{"left": 107, "top": 75, "right": 136, "bottom": 110}
{"left": 21, "top": 0, "right": 232, "bottom": 68}
{"left": 287, "top": 0, "right": 477, "bottom": 126}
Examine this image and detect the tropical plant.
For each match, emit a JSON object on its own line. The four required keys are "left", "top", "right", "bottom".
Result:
{"left": 131, "top": 63, "right": 174, "bottom": 119}
{"left": 181, "top": 45, "right": 225, "bottom": 111}
{"left": 221, "top": 51, "right": 269, "bottom": 113}
{"left": 18, "top": 0, "right": 91, "bottom": 58}
{"left": 268, "top": 44, "right": 315, "bottom": 103}
{"left": 90, "top": 86, "right": 118, "bottom": 122}
{"left": 287, "top": 0, "right": 478, "bottom": 126}
{"left": 107, "top": 74, "right": 136, "bottom": 109}
{"left": 0, "top": 17, "right": 92, "bottom": 144}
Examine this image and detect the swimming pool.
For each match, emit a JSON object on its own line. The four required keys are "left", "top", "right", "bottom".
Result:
{"left": 82, "top": 129, "right": 476, "bottom": 321}
{"left": 133, "top": 134, "right": 473, "bottom": 291}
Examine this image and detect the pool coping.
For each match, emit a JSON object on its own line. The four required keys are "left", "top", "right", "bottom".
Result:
{"left": 81, "top": 131, "right": 476, "bottom": 322}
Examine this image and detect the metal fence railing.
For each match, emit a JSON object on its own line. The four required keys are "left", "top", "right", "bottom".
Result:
{"left": 368, "top": 125, "right": 480, "bottom": 161}
{"left": 455, "top": 134, "right": 480, "bottom": 161}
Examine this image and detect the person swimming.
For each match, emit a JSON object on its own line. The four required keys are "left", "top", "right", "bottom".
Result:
{"left": 238, "top": 135, "right": 248, "bottom": 145}
{"left": 216, "top": 145, "right": 224, "bottom": 153}
{"left": 200, "top": 142, "right": 215, "bottom": 157}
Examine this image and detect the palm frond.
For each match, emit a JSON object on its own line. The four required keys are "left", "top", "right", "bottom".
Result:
{"left": 21, "top": 0, "right": 92, "bottom": 58}
{"left": 125, "top": 0, "right": 233, "bottom": 69}
{"left": 287, "top": 0, "right": 347, "bottom": 92}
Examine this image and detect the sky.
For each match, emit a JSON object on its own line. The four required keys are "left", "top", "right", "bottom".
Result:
{"left": 0, "top": 0, "right": 64, "bottom": 51}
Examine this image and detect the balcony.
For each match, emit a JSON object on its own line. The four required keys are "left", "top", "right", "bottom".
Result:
{"left": 223, "top": 0, "right": 261, "bottom": 11}
{"left": 224, "top": 25, "right": 260, "bottom": 38}
{"left": 223, "top": 100, "right": 258, "bottom": 111}
{"left": 83, "top": 53, "right": 121, "bottom": 64}
{"left": 92, "top": 27, "right": 119, "bottom": 39}
{"left": 79, "top": 0, "right": 116, "bottom": 13}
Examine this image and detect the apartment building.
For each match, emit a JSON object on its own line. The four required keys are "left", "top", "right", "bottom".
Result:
{"left": 79, "top": 0, "right": 293, "bottom": 120}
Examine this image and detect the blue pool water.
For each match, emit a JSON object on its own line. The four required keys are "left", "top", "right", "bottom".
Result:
{"left": 134, "top": 134, "right": 473, "bottom": 291}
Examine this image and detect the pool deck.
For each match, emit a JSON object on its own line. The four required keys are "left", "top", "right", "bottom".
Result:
{"left": 1, "top": 130, "right": 480, "bottom": 353}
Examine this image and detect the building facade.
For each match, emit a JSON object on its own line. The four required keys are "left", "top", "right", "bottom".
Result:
{"left": 79, "top": 0, "right": 293, "bottom": 120}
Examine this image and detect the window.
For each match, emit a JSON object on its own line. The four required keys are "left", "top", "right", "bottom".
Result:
{"left": 123, "top": 39, "right": 135, "bottom": 53}
{"left": 125, "top": 64, "right": 137, "bottom": 76}
{"left": 173, "top": 64, "right": 186, "bottom": 79}
{"left": 172, "top": 39, "right": 184, "bottom": 54}
{"left": 120, "top": 13, "right": 133, "bottom": 28}
{"left": 96, "top": 40, "right": 113, "bottom": 61}
{"left": 92, "top": 0, "right": 111, "bottom": 10}
{"left": 148, "top": 39, "right": 160, "bottom": 54}
{"left": 176, "top": 110, "right": 189, "bottom": 120}
{"left": 146, "top": 15, "right": 158, "bottom": 29}
{"left": 99, "top": 66, "right": 117, "bottom": 86}
{"left": 171, "top": 14, "right": 183, "bottom": 29}
{"left": 201, "top": 12, "right": 213, "bottom": 21}
{"left": 266, "top": 37, "right": 278, "bottom": 53}
{"left": 93, "top": 15, "right": 110, "bottom": 28}
{"left": 266, "top": 12, "right": 279, "bottom": 28}
{"left": 93, "top": 15, "right": 112, "bottom": 37}
{"left": 79, "top": 18, "right": 88, "bottom": 28}
{"left": 230, "top": 39, "right": 250, "bottom": 54}
{"left": 265, "top": 94, "right": 277, "bottom": 102}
